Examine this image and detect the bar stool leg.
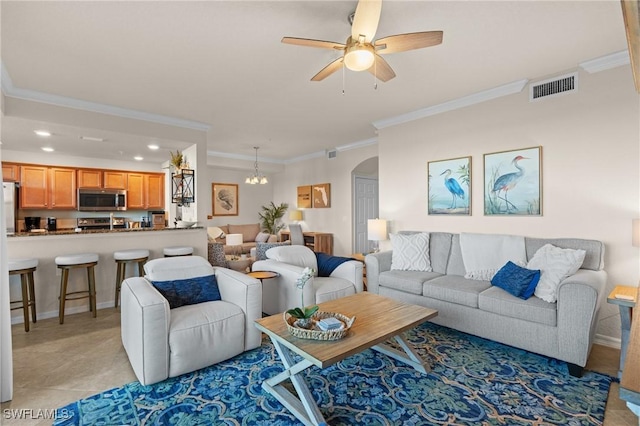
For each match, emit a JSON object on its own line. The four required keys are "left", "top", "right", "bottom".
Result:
{"left": 115, "top": 261, "right": 125, "bottom": 308}
{"left": 28, "top": 270, "right": 37, "bottom": 324}
{"left": 59, "top": 268, "right": 69, "bottom": 324}
{"left": 138, "top": 260, "right": 145, "bottom": 277}
{"left": 88, "top": 265, "right": 97, "bottom": 317}
{"left": 20, "top": 273, "right": 30, "bottom": 332}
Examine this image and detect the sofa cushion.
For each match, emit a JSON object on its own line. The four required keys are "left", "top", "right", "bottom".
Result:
{"left": 228, "top": 223, "right": 260, "bottom": 243}
{"left": 313, "top": 277, "right": 356, "bottom": 303}
{"left": 168, "top": 300, "right": 245, "bottom": 378}
{"left": 422, "top": 275, "right": 491, "bottom": 308}
{"left": 380, "top": 270, "right": 442, "bottom": 295}
{"left": 525, "top": 237, "right": 604, "bottom": 271}
{"left": 478, "top": 286, "right": 557, "bottom": 327}
{"left": 151, "top": 275, "right": 221, "bottom": 309}
{"left": 255, "top": 231, "right": 270, "bottom": 243}
{"left": 390, "top": 232, "right": 432, "bottom": 271}
{"left": 491, "top": 261, "right": 541, "bottom": 300}
{"left": 446, "top": 234, "right": 466, "bottom": 276}
{"left": 528, "top": 244, "right": 586, "bottom": 303}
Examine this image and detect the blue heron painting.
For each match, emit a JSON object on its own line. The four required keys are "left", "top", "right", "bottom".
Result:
{"left": 428, "top": 156, "right": 471, "bottom": 215}
{"left": 484, "top": 147, "right": 541, "bottom": 216}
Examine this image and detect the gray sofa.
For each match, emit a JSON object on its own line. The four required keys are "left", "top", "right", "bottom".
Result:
{"left": 365, "top": 232, "right": 607, "bottom": 376}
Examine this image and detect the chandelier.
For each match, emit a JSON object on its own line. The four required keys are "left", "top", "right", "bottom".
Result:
{"left": 245, "top": 146, "right": 268, "bottom": 185}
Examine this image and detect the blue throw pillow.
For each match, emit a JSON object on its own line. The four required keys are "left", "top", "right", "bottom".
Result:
{"left": 151, "top": 274, "right": 221, "bottom": 309}
{"left": 315, "top": 252, "right": 353, "bottom": 277}
{"left": 491, "top": 261, "right": 541, "bottom": 300}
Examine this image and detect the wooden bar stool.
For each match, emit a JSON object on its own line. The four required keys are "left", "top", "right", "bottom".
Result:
{"left": 163, "top": 246, "right": 193, "bottom": 257}
{"left": 113, "top": 249, "right": 149, "bottom": 308}
{"left": 9, "top": 258, "right": 38, "bottom": 332}
{"left": 55, "top": 253, "right": 99, "bottom": 324}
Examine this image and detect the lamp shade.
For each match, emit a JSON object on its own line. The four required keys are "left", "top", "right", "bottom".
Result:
{"left": 633, "top": 219, "right": 640, "bottom": 247}
{"left": 367, "top": 219, "right": 388, "bottom": 241}
{"left": 289, "top": 210, "right": 303, "bottom": 221}
{"left": 225, "top": 233, "right": 243, "bottom": 246}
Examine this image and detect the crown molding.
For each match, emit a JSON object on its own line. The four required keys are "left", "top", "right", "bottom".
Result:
{"left": 0, "top": 62, "right": 210, "bottom": 132}
{"left": 579, "top": 50, "right": 630, "bottom": 74}
{"left": 372, "top": 79, "right": 529, "bottom": 130}
{"left": 206, "top": 150, "right": 284, "bottom": 164}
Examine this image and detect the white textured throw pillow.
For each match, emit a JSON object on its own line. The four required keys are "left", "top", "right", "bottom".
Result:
{"left": 390, "top": 233, "right": 432, "bottom": 272}
{"left": 528, "top": 244, "right": 586, "bottom": 303}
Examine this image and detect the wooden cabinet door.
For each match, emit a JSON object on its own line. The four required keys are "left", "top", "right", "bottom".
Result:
{"left": 49, "top": 168, "right": 77, "bottom": 209}
{"left": 104, "top": 171, "right": 127, "bottom": 189}
{"left": 2, "top": 163, "right": 19, "bottom": 182}
{"left": 19, "top": 165, "right": 48, "bottom": 208}
{"left": 77, "top": 169, "right": 102, "bottom": 188}
{"left": 145, "top": 174, "right": 164, "bottom": 209}
{"left": 127, "top": 173, "right": 145, "bottom": 209}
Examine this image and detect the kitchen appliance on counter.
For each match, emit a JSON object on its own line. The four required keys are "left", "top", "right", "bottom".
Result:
{"left": 148, "top": 211, "right": 166, "bottom": 229}
{"left": 24, "top": 217, "right": 41, "bottom": 232}
{"left": 77, "top": 217, "right": 126, "bottom": 230}
{"left": 47, "top": 217, "right": 57, "bottom": 231}
{"left": 3, "top": 182, "right": 18, "bottom": 235}
{"left": 78, "top": 189, "right": 127, "bottom": 211}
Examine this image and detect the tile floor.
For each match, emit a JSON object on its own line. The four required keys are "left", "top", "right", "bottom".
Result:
{"left": 1, "top": 308, "right": 638, "bottom": 425}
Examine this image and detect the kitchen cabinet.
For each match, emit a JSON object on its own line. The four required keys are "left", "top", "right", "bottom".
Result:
{"left": 104, "top": 171, "right": 127, "bottom": 189}
{"left": 77, "top": 169, "right": 102, "bottom": 188}
{"left": 78, "top": 169, "right": 127, "bottom": 189}
{"left": 127, "top": 172, "right": 164, "bottom": 210}
{"left": 20, "top": 165, "right": 77, "bottom": 209}
{"left": 2, "top": 163, "right": 20, "bottom": 182}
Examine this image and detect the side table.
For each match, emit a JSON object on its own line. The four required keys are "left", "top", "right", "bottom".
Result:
{"left": 607, "top": 285, "right": 638, "bottom": 379}
{"left": 350, "top": 253, "right": 368, "bottom": 291}
{"left": 247, "top": 270, "right": 279, "bottom": 283}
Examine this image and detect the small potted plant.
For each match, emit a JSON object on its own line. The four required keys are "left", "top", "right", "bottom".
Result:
{"left": 170, "top": 150, "right": 186, "bottom": 171}
{"left": 286, "top": 267, "right": 317, "bottom": 329}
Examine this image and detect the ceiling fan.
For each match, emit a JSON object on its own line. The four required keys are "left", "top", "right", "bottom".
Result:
{"left": 282, "top": 0, "right": 443, "bottom": 82}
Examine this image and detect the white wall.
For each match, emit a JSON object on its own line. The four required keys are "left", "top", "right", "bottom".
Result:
{"left": 377, "top": 66, "right": 639, "bottom": 342}
{"left": 271, "top": 145, "right": 379, "bottom": 256}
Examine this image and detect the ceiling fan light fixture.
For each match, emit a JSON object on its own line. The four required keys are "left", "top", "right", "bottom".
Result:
{"left": 344, "top": 43, "right": 375, "bottom": 71}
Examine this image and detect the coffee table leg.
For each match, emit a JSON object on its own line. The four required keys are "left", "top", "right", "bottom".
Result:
{"left": 372, "top": 334, "right": 430, "bottom": 374}
{"left": 263, "top": 338, "right": 328, "bottom": 426}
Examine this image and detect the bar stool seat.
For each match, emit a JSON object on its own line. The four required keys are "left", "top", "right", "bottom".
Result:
{"left": 9, "top": 258, "right": 38, "bottom": 332}
{"left": 163, "top": 246, "right": 193, "bottom": 257}
{"left": 113, "top": 249, "right": 149, "bottom": 308}
{"left": 55, "top": 253, "right": 99, "bottom": 324}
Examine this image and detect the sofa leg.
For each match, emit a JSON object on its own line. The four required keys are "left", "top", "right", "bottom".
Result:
{"left": 567, "top": 363, "right": 584, "bottom": 377}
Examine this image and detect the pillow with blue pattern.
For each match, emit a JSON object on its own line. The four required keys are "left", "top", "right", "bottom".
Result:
{"left": 151, "top": 274, "right": 221, "bottom": 309}
{"left": 491, "top": 261, "right": 541, "bottom": 300}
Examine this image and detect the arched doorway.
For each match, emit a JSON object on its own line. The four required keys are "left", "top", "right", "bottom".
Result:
{"left": 352, "top": 157, "right": 379, "bottom": 254}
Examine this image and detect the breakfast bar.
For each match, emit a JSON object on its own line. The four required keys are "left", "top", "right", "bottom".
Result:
{"left": 7, "top": 227, "right": 207, "bottom": 325}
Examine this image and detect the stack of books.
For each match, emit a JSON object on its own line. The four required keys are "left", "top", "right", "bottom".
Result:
{"left": 318, "top": 317, "right": 343, "bottom": 331}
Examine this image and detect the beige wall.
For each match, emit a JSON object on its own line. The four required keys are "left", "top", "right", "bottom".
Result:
{"left": 377, "top": 66, "right": 639, "bottom": 342}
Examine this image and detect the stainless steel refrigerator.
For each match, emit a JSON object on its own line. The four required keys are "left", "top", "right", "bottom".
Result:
{"left": 3, "top": 182, "right": 17, "bottom": 235}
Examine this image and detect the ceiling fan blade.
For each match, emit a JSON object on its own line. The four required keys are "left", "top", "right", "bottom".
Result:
{"left": 351, "top": 0, "right": 382, "bottom": 43}
{"left": 281, "top": 37, "right": 345, "bottom": 50}
{"left": 374, "top": 31, "right": 443, "bottom": 54}
{"left": 311, "top": 57, "right": 344, "bottom": 81}
{"left": 367, "top": 54, "right": 396, "bottom": 82}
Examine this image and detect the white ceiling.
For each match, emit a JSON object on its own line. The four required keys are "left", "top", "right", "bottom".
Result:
{"left": 0, "top": 1, "right": 631, "bottom": 166}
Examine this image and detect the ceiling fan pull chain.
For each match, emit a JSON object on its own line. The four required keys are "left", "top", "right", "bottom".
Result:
{"left": 342, "top": 62, "right": 346, "bottom": 95}
{"left": 374, "top": 58, "right": 378, "bottom": 90}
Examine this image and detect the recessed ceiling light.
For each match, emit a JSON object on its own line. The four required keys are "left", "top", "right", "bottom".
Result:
{"left": 34, "top": 130, "right": 51, "bottom": 137}
{"left": 80, "top": 136, "right": 105, "bottom": 142}
{"left": 41, "top": 147, "right": 54, "bottom": 152}
{"left": 134, "top": 156, "right": 144, "bottom": 161}
{"left": 147, "top": 144, "right": 159, "bottom": 150}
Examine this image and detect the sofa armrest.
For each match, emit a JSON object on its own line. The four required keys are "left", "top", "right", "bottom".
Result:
{"left": 330, "top": 260, "right": 364, "bottom": 293}
{"left": 556, "top": 269, "right": 607, "bottom": 366}
{"left": 364, "top": 251, "right": 393, "bottom": 294}
{"left": 120, "top": 277, "right": 171, "bottom": 386}
{"left": 214, "top": 267, "right": 263, "bottom": 350}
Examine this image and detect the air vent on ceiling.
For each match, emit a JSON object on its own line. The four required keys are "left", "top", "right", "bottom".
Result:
{"left": 529, "top": 72, "right": 578, "bottom": 102}
{"left": 326, "top": 149, "right": 337, "bottom": 159}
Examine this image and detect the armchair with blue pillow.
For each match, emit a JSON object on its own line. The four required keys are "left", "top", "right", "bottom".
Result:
{"left": 120, "top": 256, "right": 262, "bottom": 385}
{"left": 251, "top": 245, "right": 363, "bottom": 316}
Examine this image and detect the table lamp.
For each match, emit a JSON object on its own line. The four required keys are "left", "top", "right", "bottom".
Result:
{"left": 367, "top": 219, "right": 388, "bottom": 253}
{"left": 290, "top": 210, "right": 303, "bottom": 222}
{"left": 225, "top": 233, "right": 243, "bottom": 260}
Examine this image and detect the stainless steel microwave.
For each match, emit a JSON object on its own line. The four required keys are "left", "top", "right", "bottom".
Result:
{"left": 78, "top": 188, "right": 127, "bottom": 211}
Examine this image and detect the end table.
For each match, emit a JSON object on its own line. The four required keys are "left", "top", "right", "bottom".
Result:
{"left": 607, "top": 285, "right": 638, "bottom": 379}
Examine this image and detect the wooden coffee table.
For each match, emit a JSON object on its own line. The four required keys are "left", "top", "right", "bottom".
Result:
{"left": 254, "top": 292, "right": 438, "bottom": 426}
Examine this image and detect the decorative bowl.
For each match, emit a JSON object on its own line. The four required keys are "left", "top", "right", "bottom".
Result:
{"left": 283, "top": 311, "right": 355, "bottom": 341}
{"left": 176, "top": 221, "right": 196, "bottom": 228}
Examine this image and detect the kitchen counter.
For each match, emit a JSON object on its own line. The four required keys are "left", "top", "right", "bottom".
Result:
{"left": 9, "top": 226, "right": 203, "bottom": 237}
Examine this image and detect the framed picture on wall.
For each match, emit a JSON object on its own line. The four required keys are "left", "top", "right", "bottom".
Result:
{"left": 212, "top": 182, "right": 239, "bottom": 216}
{"left": 297, "top": 185, "right": 312, "bottom": 208}
{"left": 312, "top": 183, "right": 331, "bottom": 208}
{"left": 428, "top": 156, "right": 471, "bottom": 215}
{"left": 484, "top": 146, "right": 542, "bottom": 216}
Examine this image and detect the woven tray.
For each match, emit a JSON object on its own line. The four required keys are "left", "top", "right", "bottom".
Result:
{"left": 283, "top": 311, "right": 356, "bottom": 341}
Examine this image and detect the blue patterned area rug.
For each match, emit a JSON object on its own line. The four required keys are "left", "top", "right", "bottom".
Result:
{"left": 54, "top": 322, "right": 612, "bottom": 425}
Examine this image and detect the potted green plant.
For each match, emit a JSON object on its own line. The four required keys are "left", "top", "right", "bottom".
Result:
{"left": 259, "top": 201, "right": 288, "bottom": 235}
{"left": 170, "top": 150, "right": 185, "bottom": 171}
{"left": 286, "top": 267, "right": 318, "bottom": 328}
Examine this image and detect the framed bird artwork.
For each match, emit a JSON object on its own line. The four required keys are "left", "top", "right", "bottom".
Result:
{"left": 427, "top": 156, "right": 471, "bottom": 215}
{"left": 484, "top": 146, "right": 542, "bottom": 216}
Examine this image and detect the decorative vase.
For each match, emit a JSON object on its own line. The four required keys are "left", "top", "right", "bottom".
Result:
{"left": 295, "top": 318, "right": 313, "bottom": 329}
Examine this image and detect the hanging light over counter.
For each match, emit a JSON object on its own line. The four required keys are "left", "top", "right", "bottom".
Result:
{"left": 245, "top": 146, "right": 268, "bottom": 185}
